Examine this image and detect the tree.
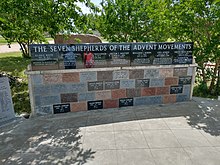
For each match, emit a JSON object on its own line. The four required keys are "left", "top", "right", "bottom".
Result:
{"left": 95, "top": 0, "right": 170, "bottom": 42}
{"left": 168, "top": 0, "right": 220, "bottom": 95}
{"left": 0, "top": 0, "right": 95, "bottom": 58}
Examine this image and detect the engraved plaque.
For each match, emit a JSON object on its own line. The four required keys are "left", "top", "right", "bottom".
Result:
{"left": 170, "top": 86, "right": 183, "bottom": 94}
{"left": 113, "top": 70, "right": 129, "bottom": 80}
{"left": 88, "top": 100, "right": 103, "bottom": 110}
{"left": 32, "top": 60, "right": 58, "bottom": 66}
{"left": 119, "top": 98, "right": 134, "bottom": 107}
{"left": 53, "top": 103, "right": 70, "bottom": 114}
{"left": 88, "top": 81, "right": 103, "bottom": 91}
{"left": 105, "top": 80, "right": 120, "bottom": 90}
{"left": 63, "top": 52, "right": 76, "bottom": 69}
{"left": 179, "top": 76, "right": 192, "bottom": 85}
{"left": 0, "top": 77, "right": 15, "bottom": 124}
{"left": 136, "top": 79, "right": 150, "bottom": 88}
{"left": 153, "top": 58, "right": 173, "bottom": 65}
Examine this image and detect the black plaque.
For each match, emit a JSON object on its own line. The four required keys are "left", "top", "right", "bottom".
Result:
{"left": 53, "top": 103, "right": 70, "bottom": 114}
{"left": 136, "top": 79, "right": 150, "bottom": 88}
{"left": 105, "top": 80, "right": 120, "bottom": 90}
{"left": 119, "top": 98, "right": 134, "bottom": 107}
{"left": 63, "top": 52, "right": 76, "bottom": 69}
{"left": 179, "top": 76, "right": 192, "bottom": 85}
{"left": 88, "top": 81, "right": 103, "bottom": 91}
{"left": 170, "top": 86, "right": 183, "bottom": 94}
{"left": 88, "top": 100, "right": 103, "bottom": 110}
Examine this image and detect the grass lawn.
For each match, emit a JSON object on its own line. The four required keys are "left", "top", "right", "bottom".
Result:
{"left": 0, "top": 37, "right": 15, "bottom": 45}
{"left": 0, "top": 37, "right": 53, "bottom": 45}
{"left": 0, "top": 52, "right": 31, "bottom": 114}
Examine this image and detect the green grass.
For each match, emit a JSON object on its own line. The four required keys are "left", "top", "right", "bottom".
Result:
{"left": 0, "top": 52, "right": 31, "bottom": 114}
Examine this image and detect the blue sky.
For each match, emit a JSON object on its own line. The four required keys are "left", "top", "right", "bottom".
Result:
{"left": 91, "top": 0, "right": 102, "bottom": 6}
{"left": 77, "top": 0, "right": 102, "bottom": 14}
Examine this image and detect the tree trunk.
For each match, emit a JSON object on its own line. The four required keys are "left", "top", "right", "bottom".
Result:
{"left": 18, "top": 42, "right": 30, "bottom": 58}
{"left": 209, "top": 61, "right": 219, "bottom": 93}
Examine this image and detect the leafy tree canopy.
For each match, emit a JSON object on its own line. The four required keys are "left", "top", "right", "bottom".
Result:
{"left": 0, "top": 0, "right": 96, "bottom": 57}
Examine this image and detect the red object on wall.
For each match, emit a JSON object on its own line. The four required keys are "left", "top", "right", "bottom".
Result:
{"left": 84, "top": 52, "right": 94, "bottom": 68}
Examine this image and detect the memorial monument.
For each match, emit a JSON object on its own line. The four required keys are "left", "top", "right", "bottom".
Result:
{"left": 0, "top": 77, "right": 15, "bottom": 124}
{"left": 26, "top": 42, "right": 197, "bottom": 116}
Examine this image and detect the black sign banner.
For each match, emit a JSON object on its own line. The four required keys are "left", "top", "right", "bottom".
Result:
{"left": 30, "top": 42, "right": 193, "bottom": 69}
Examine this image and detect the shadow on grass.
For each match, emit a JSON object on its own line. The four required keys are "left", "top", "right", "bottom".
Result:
{"left": 0, "top": 55, "right": 31, "bottom": 114}
{"left": 0, "top": 56, "right": 30, "bottom": 77}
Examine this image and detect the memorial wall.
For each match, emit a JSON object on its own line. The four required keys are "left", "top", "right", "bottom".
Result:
{"left": 26, "top": 42, "right": 197, "bottom": 116}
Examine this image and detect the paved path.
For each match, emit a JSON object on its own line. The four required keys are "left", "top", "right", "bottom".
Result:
{"left": 0, "top": 41, "right": 54, "bottom": 53}
{"left": 1, "top": 97, "right": 220, "bottom": 165}
{"left": 0, "top": 43, "right": 21, "bottom": 53}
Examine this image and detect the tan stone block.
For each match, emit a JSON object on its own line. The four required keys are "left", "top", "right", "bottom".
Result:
{"left": 95, "top": 90, "right": 112, "bottom": 100}
{"left": 165, "top": 77, "right": 178, "bottom": 86}
{"left": 70, "top": 102, "right": 87, "bottom": 112}
{"left": 62, "top": 72, "right": 80, "bottom": 83}
{"left": 43, "top": 74, "right": 62, "bottom": 84}
{"left": 159, "top": 68, "right": 173, "bottom": 77}
{"left": 163, "top": 95, "right": 176, "bottom": 104}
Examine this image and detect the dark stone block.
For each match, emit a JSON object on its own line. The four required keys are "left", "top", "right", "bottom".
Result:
{"left": 97, "top": 71, "right": 113, "bottom": 81}
{"left": 129, "top": 70, "right": 144, "bottom": 79}
{"left": 126, "top": 89, "right": 141, "bottom": 97}
{"left": 88, "top": 81, "right": 103, "bottom": 91}
{"left": 136, "top": 79, "right": 150, "bottom": 88}
{"left": 61, "top": 93, "right": 78, "bottom": 103}
{"left": 119, "top": 98, "right": 134, "bottom": 107}
{"left": 88, "top": 100, "right": 103, "bottom": 110}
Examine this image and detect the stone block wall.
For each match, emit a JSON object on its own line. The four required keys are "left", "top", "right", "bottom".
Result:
{"left": 26, "top": 65, "right": 197, "bottom": 116}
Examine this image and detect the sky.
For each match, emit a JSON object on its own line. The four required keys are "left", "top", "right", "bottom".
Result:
{"left": 77, "top": 0, "right": 102, "bottom": 14}
{"left": 91, "top": 0, "right": 102, "bottom": 6}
